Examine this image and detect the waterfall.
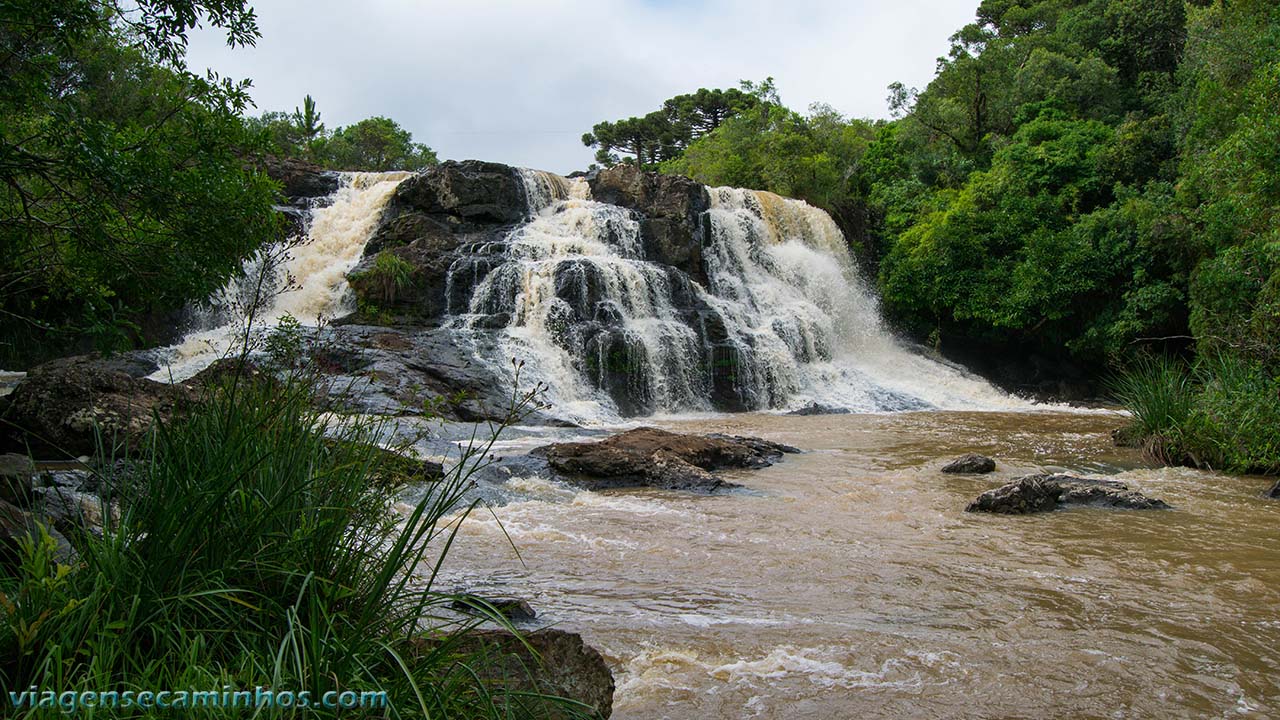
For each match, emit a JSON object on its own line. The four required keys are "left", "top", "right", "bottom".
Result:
{"left": 449, "top": 172, "right": 710, "bottom": 419}
{"left": 148, "top": 171, "right": 411, "bottom": 381}
{"left": 152, "top": 163, "right": 1020, "bottom": 420}
{"left": 700, "top": 187, "right": 1017, "bottom": 413}
{"left": 446, "top": 170, "right": 1020, "bottom": 422}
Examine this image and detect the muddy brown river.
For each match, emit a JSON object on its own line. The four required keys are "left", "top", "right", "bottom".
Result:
{"left": 433, "top": 410, "right": 1280, "bottom": 719}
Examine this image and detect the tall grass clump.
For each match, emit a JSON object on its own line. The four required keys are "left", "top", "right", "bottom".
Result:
{"left": 0, "top": 359, "right": 596, "bottom": 718}
{"left": 1112, "top": 352, "right": 1280, "bottom": 475}
{"left": 1108, "top": 354, "right": 1196, "bottom": 463}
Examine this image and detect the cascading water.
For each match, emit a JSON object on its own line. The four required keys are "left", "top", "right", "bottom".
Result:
{"left": 699, "top": 187, "right": 1019, "bottom": 413}
{"left": 149, "top": 171, "right": 411, "bottom": 381}
{"left": 443, "top": 169, "right": 1019, "bottom": 422}
{"left": 152, "top": 163, "right": 1019, "bottom": 419}
{"left": 446, "top": 171, "right": 714, "bottom": 420}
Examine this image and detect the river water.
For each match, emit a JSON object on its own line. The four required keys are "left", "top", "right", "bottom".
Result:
{"left": 434, "top": 409, "right": 1280, "bottom": 719}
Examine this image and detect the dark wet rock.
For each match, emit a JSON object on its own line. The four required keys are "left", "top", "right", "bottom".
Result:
{"left": 306, "top": 325, "right": 563, "bottom": 424}
{"left": 0, "top": 453, "right": 35, "bottom": 506}
{"left": 183, "top": 357, "right": 274, "bottom": 390}
{"left": 0, "top": 355, "right": 193, "bottom": 457}
{"left": 386, "top": 160, "right": 527, "bottom": 228}
{"left": 788, "top": 403, "right": 852, "bottom": 416}
{"left": 588, "top": 165, "right": 710, "bottom": 285}
{"left": 353, "top": 161, "right": 527, "bottom": 321}
{"left": 30, "top": 485, "right": 113, "bottom": 538}
{"left": 966, "top": 474, "right": 1172, "bottom": 514}
{"left": 262, "top": 156, "right": 341, "bottom": 202}
{"left": 417, "top": 628, "right": 614, "bottom": 719}
{"left": 1, "top": 498, "right": 75, "bottom": 572}
{"left": 533, "top": 426, "right": 798, "bottom": 493}
{"left": 450, "top": 595, "right": 538, "bottom": 623}
{"left": 942, "top": 453, "right": 997, "bottom": 474}
{"left": 1267, "top": 479, "right": 1280, "bottom": 499}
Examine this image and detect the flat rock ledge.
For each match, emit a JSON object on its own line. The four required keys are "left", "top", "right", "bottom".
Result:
{"left": 942, "top": 453, "right": 996, "bottom": 474}
{"left": 532, "top": 427, "right": 799, "bottom": 493}
{"left": 966, "top": 474, "right": 1172, "bottom": 514}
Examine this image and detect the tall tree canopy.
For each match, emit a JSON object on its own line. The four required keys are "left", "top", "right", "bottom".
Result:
{"left": 582, "top": 86, "right": 758, "bottom": 169}
{"left": 642, "top": 1, "right": 1272, "bottom": 386}
{"left": 0, "top": 0, "right": 280, "bottom": 360}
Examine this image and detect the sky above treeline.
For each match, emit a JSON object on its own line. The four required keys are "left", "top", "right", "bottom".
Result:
{"left": 187, "top": 0, "right": 980, "bottom": 174}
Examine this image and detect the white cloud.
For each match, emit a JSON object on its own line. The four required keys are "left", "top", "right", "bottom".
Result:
{"left": 186, "top": 0, "right": 978, "bottom": 174}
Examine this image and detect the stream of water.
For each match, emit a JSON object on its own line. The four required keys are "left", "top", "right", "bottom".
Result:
{"left": 431, "top": 410, "right": 1280, "bottom": 719}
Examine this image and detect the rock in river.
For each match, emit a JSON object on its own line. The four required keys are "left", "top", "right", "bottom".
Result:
{"left": 533, "top": 426, "right": 799, "bottom": 493}
{"left": 966, "top": 474, "right": 1171, "bottom": 514}
{"left": 942, "top": 453, "right": 997, "bottom": 474}
{"left": 415, "top": 627, "right": 614, "bottom": 719}
{"left": 450, "top": 594, "right": 538, "bottom": 623}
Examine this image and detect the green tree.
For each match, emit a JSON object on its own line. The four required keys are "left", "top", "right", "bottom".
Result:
{"left": 0, "top": 0, "right": 280, "bottom": 359}
{"left": 292, "top": 94, "right": 325, "bottom": 159}
{"left": 583, "top": 85, "right": 759, "bottom": 168}
{"left": 321, "top": 116, "right": 438, "bottom": 171}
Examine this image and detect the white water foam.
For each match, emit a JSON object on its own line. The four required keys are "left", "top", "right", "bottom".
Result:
{"left": 453, "top": 172, "right": 1027, "bottom": 422}
{"left": 148, "top": 172, "right": 410, "bottom": 381}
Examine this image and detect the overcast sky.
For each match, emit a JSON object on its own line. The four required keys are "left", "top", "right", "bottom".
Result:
{"left": 186, "top": 0, "right": 979, "bottom": 175}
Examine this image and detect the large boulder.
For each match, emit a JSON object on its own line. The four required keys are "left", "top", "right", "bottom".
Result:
{"left": 533, "top": 426, "right": 798, "bottom": 492}
{"left": 0, "top": 355, "right": 192, "bottom": 457}
{"left": 966, "top": 474, "right": 1172, "bottom": 514}
{"left": 942, "top": 453, "right": 996, "bottom": 474}
{"left": 416, "top": 628, "right": 614, "bottom": 719}
{"left": 588, "top": 165, "right": 711, "bottom": 285}
{"left": 382, "top": 160, "right": 527, "bottom": 232}
{"left": 307, "top": 325, "right": 565, "bottom": 424}
{"left": 352, "top": 161, "right": 529, "bottom": 321}
{"left": 262, "top": 156, "right": 341, "bottom": 202}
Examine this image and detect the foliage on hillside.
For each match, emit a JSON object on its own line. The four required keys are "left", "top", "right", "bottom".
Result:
{"left": 582, "top": 86, "right": 759, "bottom": 169}
{"left": 0, "top": 0, "right": 282, "bottom": 361}
{"left": 638, "top": 1, "right": 1275, "bottom": 367}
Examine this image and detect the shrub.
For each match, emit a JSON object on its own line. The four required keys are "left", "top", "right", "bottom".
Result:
{"left": 1108, "top": 353, "right": 1195, "bottom": 454}
{"left": 1112, "top": 352, "right": 1280, "bottom": 474}
{"left": 352, "top": 252, "right": 416, "bottom": 309}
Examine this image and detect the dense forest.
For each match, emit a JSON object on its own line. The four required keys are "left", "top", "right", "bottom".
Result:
{"left": 0, "top": 1, "right": 434, "bottom": 362}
